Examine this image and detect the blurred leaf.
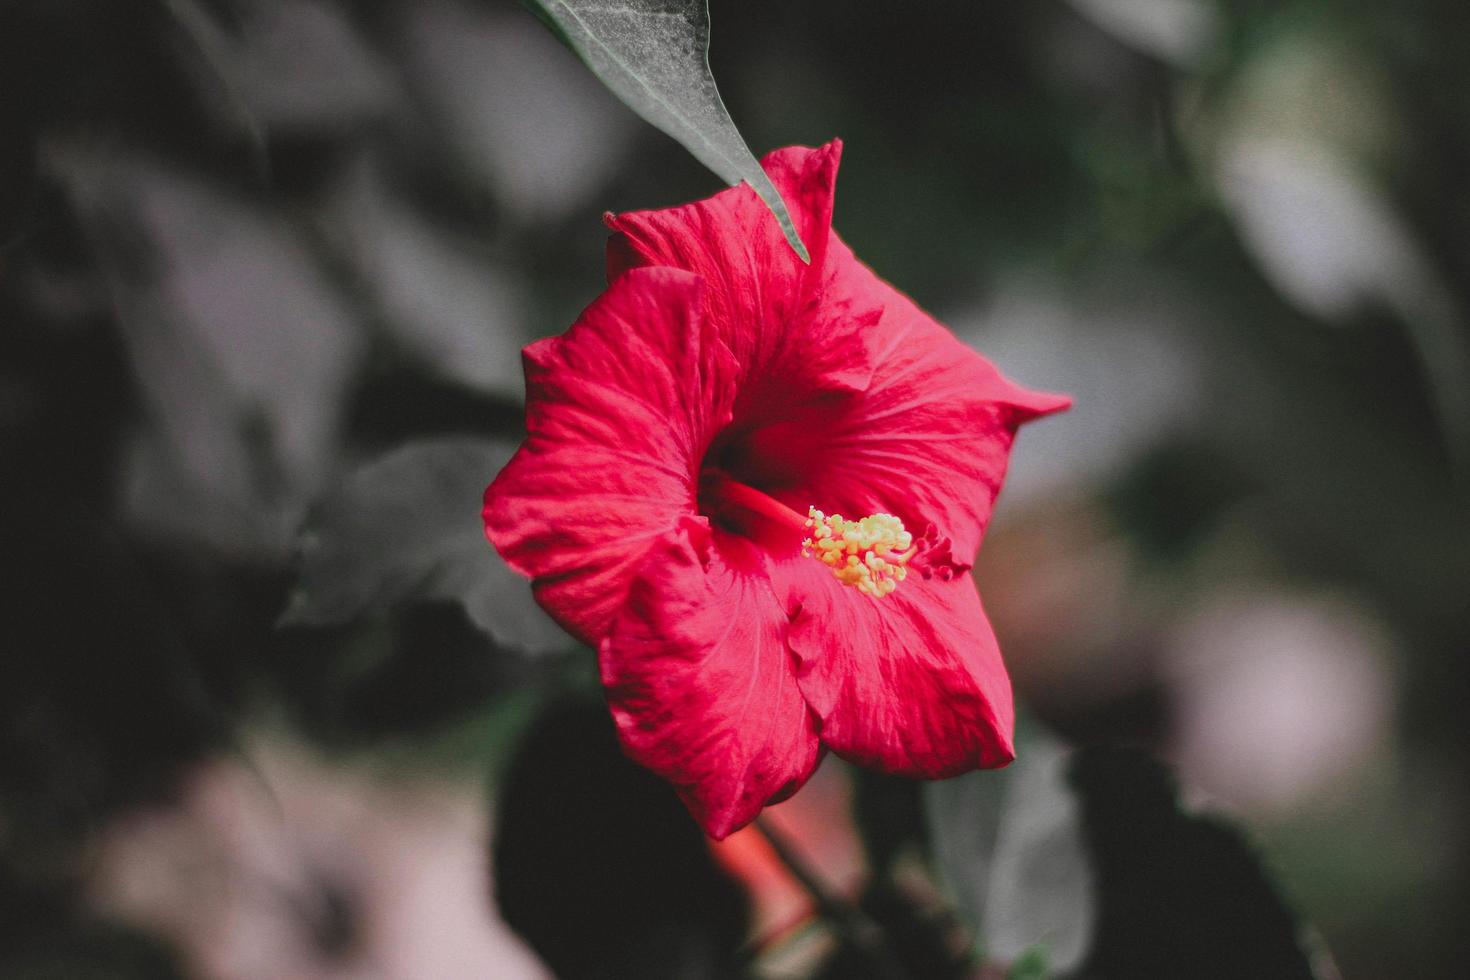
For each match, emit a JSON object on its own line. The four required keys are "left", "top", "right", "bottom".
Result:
{"left": 925, "top": 726, "right": 1094, "bottom": 974}
{"left": 273, "top": 601, "right": 541, "bottom": 747}
{"left": 160, "top": 0, "right": 268, "bottom": 162}
{"left": 54, "top": 152, "right": 363, "bottom": 560}
{"left": 1217, "top": 138, "right": 1470, "bottom": 470}
{"left": 522, "top": 0, "right": 809, "bottom": 261}
{"left": 984, "top": 733, "right": 1094, "bottom": 972}
{"left": 2, "top": 514, "right": 225, "bottom": 874}
{"left": 403, "top": 2, "right": 636, "bottom": 221}
{"left": 494, "top": 697, "right": 749, "bottom": 978}
{"left": 282, "top": 437, "right": 566, "bottom": 654}
{"left": 232, "top": 0, "right": 396, "bottom": 131}
{"left": 849, "top": 769, "right": 928, "bottom": 880}
{"left": 1006, "top": 946, "right": 1050, "bottom": 980}
{"left": 924, "top": 751, "right": 1005, "bottom": 933}
{"left": 329, "top": 161, "right": 527, "bottom": 398}
{"left": 1070, "top": 746, "right": 1319, "bottom": 979}
{"left": 1065, "top": 0, "right": 1219, "bottom": 67}
{"left": 1105, "top": 440, "right": 1256, "bottom": 563}
{"left": 811, "top": 881, "right": 972, "bottom": 980}
{"left": 1211, "top": 30, "right": 1470, "bottom": 471}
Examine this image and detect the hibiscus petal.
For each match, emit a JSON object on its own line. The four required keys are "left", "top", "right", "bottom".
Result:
{"left": 602, "top": 518, "right": 822, "bottom": 839}
{"left": 786, "top": 234, "right": 1071, "bottom": 559}
{"left": 781, "top": 559, "right": 1016, "bottom": 777}
{"left": 605, "top": 141, "right": 875, "bottom": 404}
{"left": 483, "top": 267, "right": 737, "bottom": 644}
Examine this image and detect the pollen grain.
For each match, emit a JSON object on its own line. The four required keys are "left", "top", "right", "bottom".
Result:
{"left": 802, "top": 508, "right": 915, "bottom": 598}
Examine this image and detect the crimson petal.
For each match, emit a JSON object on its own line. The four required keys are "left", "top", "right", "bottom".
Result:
{"left": 483, "top": 267, "right": 737, "bottom": 644}
{"left": 781, "top": 558, "right": 1016, "bottom": 777}
{"left": 789, "top": 235, "right": 1070, "bottom": 559}
{"left": 602, "top": 519, "right": 822, "bottom": 839}
{"left": 605, "top": 142, "right": 876, "bottom": 409}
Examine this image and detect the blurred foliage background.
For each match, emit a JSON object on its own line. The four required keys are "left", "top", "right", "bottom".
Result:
{"left": 2, "top": 0, "right": 1468, "bottom": 977}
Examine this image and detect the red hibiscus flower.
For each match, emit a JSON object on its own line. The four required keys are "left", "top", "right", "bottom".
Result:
{"left": 484, "top": 141, "right": 1068, "bottom": 838}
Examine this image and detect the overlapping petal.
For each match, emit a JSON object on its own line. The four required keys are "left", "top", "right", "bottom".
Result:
{"left": 606, "top": 142, "right": 876, "bottom": 410}
{"left": 601, "top": 519, "right": 821, "bottom": 839}
{"left": 780, "top": 558, "right": 1016, "bottom": 776}
{"left": 483, "top": 267, "right": 737, "bottom": 644}
{"left": 754, "top": 234, "right": 1070, "bottom": 560}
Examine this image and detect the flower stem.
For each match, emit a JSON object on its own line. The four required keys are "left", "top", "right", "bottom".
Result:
{"left": 752, "top": 816, "right": 912, "bottom": 980}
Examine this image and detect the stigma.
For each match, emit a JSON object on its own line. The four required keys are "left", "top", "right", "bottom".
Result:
{"left": 802, "top": 509, "right": 916, "bottom": 598}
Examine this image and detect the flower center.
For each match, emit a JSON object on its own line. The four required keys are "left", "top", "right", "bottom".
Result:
{"left": 802, "top": 509, "right": 914, "bottom": 598}
{"left": 699, "top": 472, "right": 926, "bottom": 599}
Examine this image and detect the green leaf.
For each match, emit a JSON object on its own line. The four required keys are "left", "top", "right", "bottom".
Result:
{"left": 1006, "top": 946, "right": 1051, "bottom": 980}
{"left": 281, "top": 437, "right": 567, "bottom": 655}
{"left": 925, "top": 725, "right": 1095, "bottom": 975}
{"left": 521, "top": 0, "right": 810, "bottom": 262}
{"left": 1070, "top": 747, "right": 1321, "bottom": 979}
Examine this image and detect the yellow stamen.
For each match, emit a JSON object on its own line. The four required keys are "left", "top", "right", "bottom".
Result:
{"left": 802, "top": 508, "right": 915, "bottom": 598}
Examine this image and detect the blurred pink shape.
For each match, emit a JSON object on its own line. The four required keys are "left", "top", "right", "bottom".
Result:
{"left": 87, "top": 738, "right": 549, "bottom": 980}
{"left": 1167, "top": 591, "right": 1397, "bottom": 815}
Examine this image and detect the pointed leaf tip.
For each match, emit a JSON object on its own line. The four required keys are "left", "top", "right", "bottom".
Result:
{"left": 524, "top": 0, "right": 810, "bottom": 262}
